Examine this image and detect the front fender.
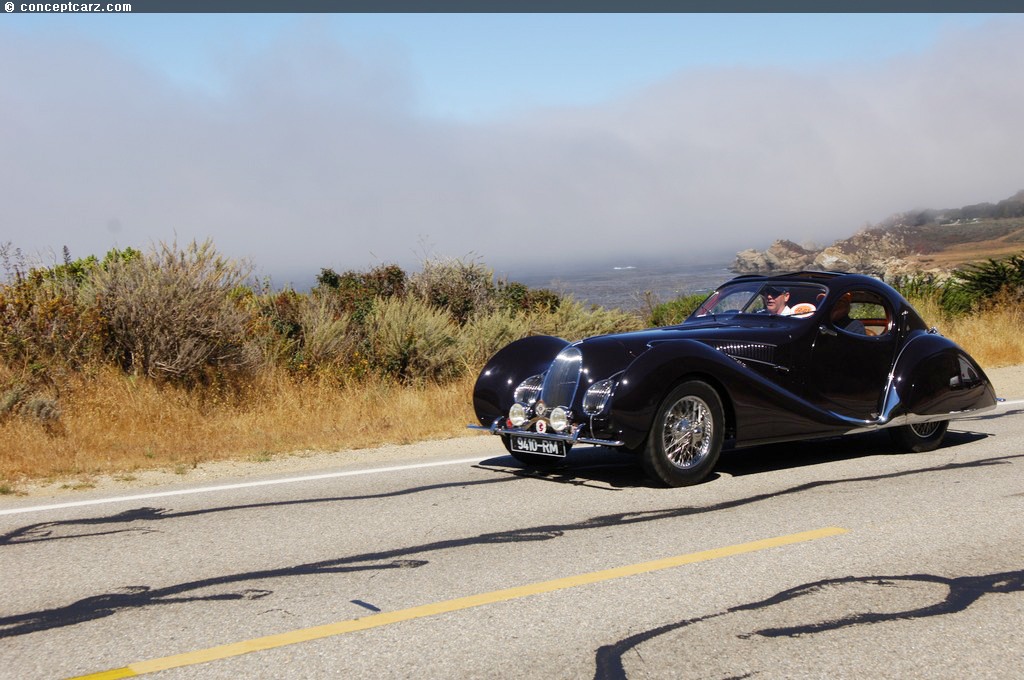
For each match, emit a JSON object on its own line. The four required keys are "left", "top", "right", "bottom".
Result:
{"left": 472, "top": 335, "right": 570, "bottom": 426}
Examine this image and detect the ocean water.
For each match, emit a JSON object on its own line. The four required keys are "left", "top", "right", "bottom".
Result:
{"left": 514, "top": 260, "right": 734, "bottom": 312}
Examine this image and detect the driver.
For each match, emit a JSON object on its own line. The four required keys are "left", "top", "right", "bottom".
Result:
{"left": 764, "top": 286, "right": 793, "bottom": 315}
{"left": 831, "top": 293, "right": 866, "bottom": 334}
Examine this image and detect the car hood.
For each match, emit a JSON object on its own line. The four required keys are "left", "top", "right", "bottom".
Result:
{"left": 572, "top": 316, "right": 800, "bottom": 380}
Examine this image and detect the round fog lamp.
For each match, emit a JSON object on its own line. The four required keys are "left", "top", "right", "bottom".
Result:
{"left": 509, "top": 403, "right": 528, "bottom": 427}
{"left": 549, "top": 407, "right": 569, "bottom": 432}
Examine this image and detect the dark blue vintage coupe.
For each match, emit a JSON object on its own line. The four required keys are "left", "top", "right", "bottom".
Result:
{"left": 470, "top": 271, "right": 997, "bottom": 487}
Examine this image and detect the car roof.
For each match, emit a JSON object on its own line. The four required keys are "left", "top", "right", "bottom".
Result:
{"left": 727, "top": 270, "right": 879, "bottom": 286}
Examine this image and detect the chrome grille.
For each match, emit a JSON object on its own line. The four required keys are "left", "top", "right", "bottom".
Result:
{"left": 540, "top": 346, "right": 583, "bottom": 408}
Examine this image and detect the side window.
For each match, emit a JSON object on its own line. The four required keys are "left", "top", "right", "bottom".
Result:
{"left": 833, "top": 291, "right": 891, "bottom": 337}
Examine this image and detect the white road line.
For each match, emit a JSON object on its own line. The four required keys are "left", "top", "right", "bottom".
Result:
{"left": 0, "top": 456, "right": 490, "bottom": 517}
{"left": 3, "top": 399, "right": 1023, "bottom": 519}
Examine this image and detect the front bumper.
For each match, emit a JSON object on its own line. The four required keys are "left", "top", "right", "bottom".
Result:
{"left": 467, "top": 417, "right": 625, "bottom": 447}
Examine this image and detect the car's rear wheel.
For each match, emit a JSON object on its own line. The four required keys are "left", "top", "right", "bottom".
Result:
{"left": 888, "top": 420, "right": 949, "bottom": 453}
{"left": 642, "top": 380, "right": 724, "bottom": 487}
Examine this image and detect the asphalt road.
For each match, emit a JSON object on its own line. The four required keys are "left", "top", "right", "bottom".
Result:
{"left": 2, "top": 400, "right": 1023, "bottom": 680}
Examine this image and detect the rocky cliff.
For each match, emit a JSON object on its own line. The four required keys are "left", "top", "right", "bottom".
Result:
{"left": 732, "top": 191, "right": 1024, "bottom": 280}
{"left": 733, "top": 229, "right": 918, "bottom": 279}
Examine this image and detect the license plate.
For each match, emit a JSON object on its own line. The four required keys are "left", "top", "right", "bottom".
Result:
{"left": 509, "top": 435, "right": 567, "bottom": 457}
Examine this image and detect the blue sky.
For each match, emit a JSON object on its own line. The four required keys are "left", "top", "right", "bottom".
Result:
{"left": 2, "top": 13, "right": 1023, "bottom": 282}
{"left": 9, "top": 14, "right": 1002, "bottom": 119}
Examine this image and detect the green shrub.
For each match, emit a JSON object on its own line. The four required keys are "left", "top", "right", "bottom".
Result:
{"left": 496, "top": 281, "right": 561, "bottom": 314}
{"left": 0, "top": 383, "right": 29, "bottom": 417}
{"left": 0, "top": 380, "right": 61, "bottom": 433}
{"left": 366, "top": 296, "right": 463, "bottom": 383}
{"left": 894, "top": 253, "right": 1024, "bottom": 317}
{"left": 315, "top": 264, "right": 407, "bottom": 324}
{"left": 529, "top": 297, "right": 643, "bottom": 340}
{"left": 458, "top": 309, "right": 533, "bottom": 369}
{"left": 647, "top": 293, "right": 707, "bottom": 326}
{"left": 294, "top": 295, "right": 354, "bottom": 373}
{"left": 946, "top": 254, "right": 1024, "bottom": 314}
{"left": 891, "top": 273, "right": 944, "bottom": 302}
{"left": 91, "top": 240, "right": 255, "bottom": 386}
{"left": 409, "top": 256, "right": 496, "bottom": 325}
{"left": 0, "top": 244, "right": 106, "bottom": 370}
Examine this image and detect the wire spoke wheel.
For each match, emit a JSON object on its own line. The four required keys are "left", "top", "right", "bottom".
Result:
{"left": 909, "top": 422, "right": 943, "bottom": 438}
{"left": 889, "top": 419, "right": 949, "bottom": 453}
{"left": 661, "top": 396, "right": 714, "bottom": 469}
{"left": 643, "top": 380, "right": 724, "bottom": 487}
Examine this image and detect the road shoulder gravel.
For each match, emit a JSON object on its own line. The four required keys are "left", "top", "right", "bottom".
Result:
{"left": 4, "top": 363, "right": 1023, "bottom": 502}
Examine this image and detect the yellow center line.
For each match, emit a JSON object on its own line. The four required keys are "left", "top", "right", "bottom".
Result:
{"left": 70, "top": 526, "right": 848, "bottom": 679}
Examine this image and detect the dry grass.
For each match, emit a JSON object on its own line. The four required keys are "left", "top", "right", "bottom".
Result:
{"left": 910, "top": 297, "right": 1024, "bottom": 368}
{"left": 0, "top": 366, "right": 476, "bottom": 484}
{"left": 2, "top": 303, "right": 1022, "bottom": 488}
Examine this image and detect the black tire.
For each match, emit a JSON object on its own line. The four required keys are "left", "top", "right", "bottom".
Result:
{"left": 501, "top": 436, "right": 563, "bottom": 468}
{"left": 888, "top": 420, "right": 949, "bottom": 453}
{"left": 642, "top": 380, "right": 725, "bottom": 487}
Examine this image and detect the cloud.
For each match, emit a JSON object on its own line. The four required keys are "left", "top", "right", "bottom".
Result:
{"left": 2, "top": 18, "right": 1023, "bottom": 284}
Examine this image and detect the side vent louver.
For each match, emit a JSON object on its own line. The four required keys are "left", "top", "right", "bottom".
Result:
{"left": 708, "top": 341, "right": 776, "bottom": 365}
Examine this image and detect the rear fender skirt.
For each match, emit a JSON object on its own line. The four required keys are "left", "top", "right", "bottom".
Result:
{"left": 472, "top": 335, "right": 570, "bottom": 426}
{"left": 885, "top": 332, "right": 997, "bottom": 421}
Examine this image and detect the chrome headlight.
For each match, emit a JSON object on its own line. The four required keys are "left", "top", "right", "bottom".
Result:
{"left": 582, "top": 379, "right": 615, "bottom": 415}
{"left": 509, "top": 403, "right": 528, "bottom": 427}
{"left": 549, "top": 406, "right": 569, "bottom": 432}
{"left": 513, "top": 374, "right": 544, "bottom": 405}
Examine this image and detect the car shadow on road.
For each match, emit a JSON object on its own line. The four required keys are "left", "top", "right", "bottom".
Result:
{"left": 716, "top": 429, "right": 990, "bottom": 478}
{"left": 476, "top": 448, "right": 654, "bottom": 489}
{"left": 476, "top": 429, "right": 992, "bottom": 488}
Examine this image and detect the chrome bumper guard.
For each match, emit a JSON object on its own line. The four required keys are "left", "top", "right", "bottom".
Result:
{"left": 467, "top": 418, "right": 624, "bottom": 448}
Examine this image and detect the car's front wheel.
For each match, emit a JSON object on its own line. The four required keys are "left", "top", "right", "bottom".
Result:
{"left": 888, "top": 420, "right": 949, "bottom": 453}
{"left": 642, "top": 380, "right": 724, "bottom": 487}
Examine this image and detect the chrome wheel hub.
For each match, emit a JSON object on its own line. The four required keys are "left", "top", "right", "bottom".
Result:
{"left": 662, "top": 396, "right": 713, "bottom": 469}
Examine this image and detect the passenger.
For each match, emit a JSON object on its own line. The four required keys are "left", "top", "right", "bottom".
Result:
{"left": 832, "top": 293, "right": 866, "bottom": 334}
{"left": 763, "top": 286, "right": 793, "bottom": 315}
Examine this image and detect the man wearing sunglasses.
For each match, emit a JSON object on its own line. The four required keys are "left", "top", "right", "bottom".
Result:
{"left": 763, "top": 286, "right": 793, "bottom": 315}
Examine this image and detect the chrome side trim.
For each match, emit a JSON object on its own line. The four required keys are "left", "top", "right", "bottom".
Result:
{"left": 838, "top": 402, "right": 998, "bottom": 435}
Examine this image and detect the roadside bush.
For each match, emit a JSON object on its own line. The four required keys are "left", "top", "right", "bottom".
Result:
{"left": 647, "top": 292, "right": 707, "bottom": 326}
{"left": 945, "top": 254, "right": 1024, "bottom": 314}
{"left": 0, "top": 374, "right": 62, "bottom": 434}
{"left": 0, "top": 244, "right": 106, "bottom": 370}
{"left": 315, "top": 263, "right": 407, "bottom": 324}
{"left": 409, "top": 256, "right": 496, "bottom": 325}
{"left": 495, "top": 280, "right": 562, "bottom": 314}
{"left": 365, "top": 296, "right": 463, "bottom": 383}
{"left": 894, "top": 253, "right": 1024, "bottom": 317}
{"left": 294, "top": 295, "right": 355, "bottom": 375}
{"left": 458, "top": 309, "right": 533, "bottom": 369}
{"left": 529, "top": 297, "right": 643, "bottom": 340}
{"left": 91, "top": 240, "right": 256, "bottom": 387}
{"left": 890, "top": 273, "right": 944, "bottom": 303}
{"left": 248, "top": 288, "right": 304, "bottom": 369}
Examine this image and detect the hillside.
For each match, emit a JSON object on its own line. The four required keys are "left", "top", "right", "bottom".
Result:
{"left": 733, "top": 190, "right": 1024, "bottom": 279}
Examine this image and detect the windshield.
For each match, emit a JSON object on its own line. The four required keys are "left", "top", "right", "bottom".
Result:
{"left": 687, "top": 281, "right": 829, "bottom": 321}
